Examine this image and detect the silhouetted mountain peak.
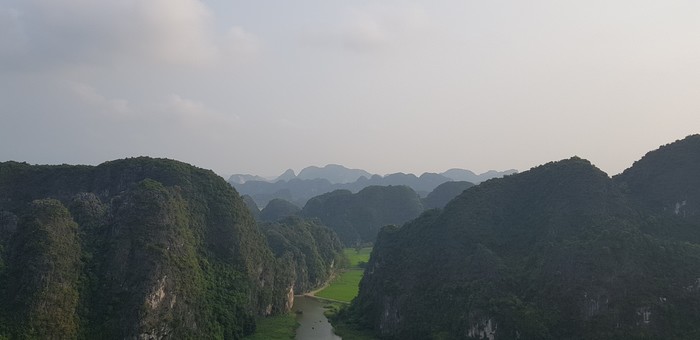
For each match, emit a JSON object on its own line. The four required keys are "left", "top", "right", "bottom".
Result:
{"left": 228, "top": 174, "right": 268, "bottom": 184}
{"left": 297, "top": 164, "right": 373, "bottom": 184}
{"left": 441, "top": 168, "right": 518, "bottom": 183}
{"left": 275, "top": 168, "right": 297, "bottom": 182}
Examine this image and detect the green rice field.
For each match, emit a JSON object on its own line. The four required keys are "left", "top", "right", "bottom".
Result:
{"left": 315, "top": 248, "right": 372, "bottom": 303}
{"left": 344, "top": 247, "right": 372, "bottom": 267}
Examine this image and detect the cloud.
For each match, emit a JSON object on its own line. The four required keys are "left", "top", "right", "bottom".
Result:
{"left": 0, "top": 7, "right": 27, "bottom": 58}
{"left": 131, "top": 0, "right": 220, "bottom": 65}
{"left": 160, "top": 94, "right": 240, "bottom": 133}
{"left": 221, "top": 26, "right": 261, "bottom": 61}
{"left": 1, "top": 0, "right": 260, "bottom": 70}
{"left": 68, "top": 81, "right": 131, "bottom": 116}
{"left": 301, "top": 4, "right": 430, "bottom": 52}
{"left": 59, "top": 81, "right": 239, "bottom": 143}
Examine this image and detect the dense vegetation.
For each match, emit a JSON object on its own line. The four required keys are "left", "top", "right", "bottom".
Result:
{"left": 260, "top": 217, "right": 344, "bottom": 294}
{"left": 259, "top": 199, "right": 301, "bottom": 222}
{"left": 5, "top": 136, "right": 699, "bottom": 339}
{"left": 0, "top": 157, "right": 340, "bottom": 339}
{"left": 344, "top": 135, "right": 700, "bottom": 339}
{"left": 614, "top": 135, "right": 700, "bottom": 242}
{"left": 241, "top": 195, "right": 261, "bottom": 221}
{"left": 301, "top": 186, "right": 424, "bottom": 246}
{"left": 4, "top": 199, "right": 81, "bottom": 339}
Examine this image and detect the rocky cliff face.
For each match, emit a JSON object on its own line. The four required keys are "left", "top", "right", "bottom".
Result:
{"left": 0, "top": 158, "right": 296, "bottom": 339}
{"left": 5, "top": 199, "right": 81, "bottom": 339}
{"left": 349, "top": 146, "right": 700, "bottom": 339}
{"left": 261, "top": 217, "right": 344, "bottom": 294}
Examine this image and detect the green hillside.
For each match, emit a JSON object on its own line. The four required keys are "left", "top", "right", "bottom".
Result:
{"left": 0, "top": 157, "right": 339, "bottom": 339}
{"left": 261, "top": 217, "right": 344, "bottom": 294}
{"left": 344, "top": 137, "right": 700, "bottom": 339}
{"left": 422, "top": 181, "right": 475, "bottom": 210}
{"left": 301, "top": 185, "right": 424, "bottom": 246}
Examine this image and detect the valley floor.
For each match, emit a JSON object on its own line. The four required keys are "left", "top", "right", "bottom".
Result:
{"left": 314, "top": 248, "right": 371, "bottom": 303}
{"left": 246, "top": 248, "right": 372, "bottom": 339}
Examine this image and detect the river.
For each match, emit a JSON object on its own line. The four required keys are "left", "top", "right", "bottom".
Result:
{"left": 293, "top": 295, "right": 342, "bottom": 340}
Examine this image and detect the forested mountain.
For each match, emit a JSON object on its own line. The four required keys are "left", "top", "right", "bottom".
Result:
{"left": 301, "top": 186, "right": 424, "bottom": 246}
{"left": 0, "top": 158, "right": 341, "bottom": 339}
{"left": 245, "top": 179, "right": 474, "bottom": 243}
{"left": 344, "top": 135, "right": 700, "bottom": 339}
{"left": 241, "top": 194, "right": 261, "bottom": 220}
{"left": 261, "top": 217, "right": 344, "bottom": 293}
{"left": 422, "top": 181, "right": 475, "bottom": 210}
{"left": 259, "top": 198, "right": 301, "bottom": 222}
{"left": 614, "top": 135, "right": 700, "bottom": 242}
{"left": 236, "top": 178, "right": 333, "bottom": 208}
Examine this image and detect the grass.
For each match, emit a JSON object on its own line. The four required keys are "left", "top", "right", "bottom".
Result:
{"left": 344, "top": 247, "right": 372, "bottom": 267}
{"left": 244, "top": 313, "right": 298, "bottom": 340}
{"left": 315, "top": 270, "right": 364, "bottom": 302}
{"left": 315, "top": 248, "right": 371, "bottom": 303}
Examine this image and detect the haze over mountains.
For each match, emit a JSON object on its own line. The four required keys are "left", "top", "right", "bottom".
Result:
{"left": 3, "top": 0, "right": 699, "bottom": 338}
{"left": 230, "top": 164, "right": 516, "bottom": 208}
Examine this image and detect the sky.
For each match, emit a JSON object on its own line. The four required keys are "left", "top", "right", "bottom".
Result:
{"left": 1, "top": 0, "right": 699, "bottom": 178}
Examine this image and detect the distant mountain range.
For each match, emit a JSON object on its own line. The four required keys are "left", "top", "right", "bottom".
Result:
{"left": 241, "top": 180, "right": 480, "bottom": 246}
{"left": 229, "top": 164, "right": 517, "bottom": 207}
{"left": 297, "top": 164, "right": 373, "bottom": 183}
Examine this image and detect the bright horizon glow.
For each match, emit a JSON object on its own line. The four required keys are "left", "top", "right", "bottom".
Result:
{"left": 1, "top": 1, "right": 698, "bottom": 178}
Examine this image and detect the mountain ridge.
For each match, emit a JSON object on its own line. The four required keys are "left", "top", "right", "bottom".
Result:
{"left": 343, "top": 136, "right": 700, "bottom": 339}
{"left": 232, "top": 165, "right": 516, "bottom": 207}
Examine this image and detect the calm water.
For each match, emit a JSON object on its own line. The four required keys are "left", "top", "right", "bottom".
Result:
{"left": 293, "top": 295, "right": 342, "bottom": 340}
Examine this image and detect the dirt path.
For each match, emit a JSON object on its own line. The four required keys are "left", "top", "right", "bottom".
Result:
{"left": 305, "top": 273, "right": 336, "bottom": 297}
{"left": 301, "top": 273, "right": 350, "bottom": 304}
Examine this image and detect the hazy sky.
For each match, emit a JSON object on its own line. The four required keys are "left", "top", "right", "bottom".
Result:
{"left": 1, "top": 0, "right": 698, "bottom": 178}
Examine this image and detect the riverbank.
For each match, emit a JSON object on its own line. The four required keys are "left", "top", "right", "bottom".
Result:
{"left": 245, "top": 247, "right": 372, "bottom": 339}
